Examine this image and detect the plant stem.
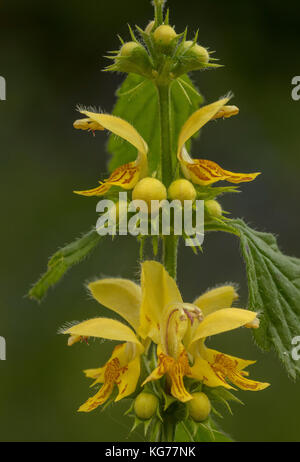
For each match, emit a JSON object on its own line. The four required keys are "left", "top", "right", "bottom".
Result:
{"left": 163, "top": 416, "right": 176, "bottom": 442}
{"left": 157, "top": 84, "right": 173, "bottom": 187}
{"left": 157, "top": 83, "right": 178, "bottom": 281}
{"left": 156, "top": 83, "right": 179, "bottom": 440}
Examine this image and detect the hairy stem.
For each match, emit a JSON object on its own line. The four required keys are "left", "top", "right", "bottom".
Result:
{"left": 156, "top": 83, "right": 179, "bottom": 440}
{"left": 157, "top": 83, "right": 178, "bottom": 281}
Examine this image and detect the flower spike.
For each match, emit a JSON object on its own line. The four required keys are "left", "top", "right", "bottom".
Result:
{"left": 64, "top": 262, "right": 269, "bottom": 411}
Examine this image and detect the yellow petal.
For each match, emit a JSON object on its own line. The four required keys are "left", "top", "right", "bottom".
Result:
{"left": 105, "top": 161, "right": 143, "bottom": 189}
{"left": 78, "top": 379, "right": 115, "bottom": 412}
{"left": 142, "top": 351, "right": 192, "bottom": 403}
{"left": 83, "top": 343, "right": 132, "bottom": 387}
{"left": 204, "top": 347, "right": 256, "bottom": 372}
{"left": 64, "top": 317, "right": 143, "bottom": 349}
{"left": 138, "top": 261, "right": 182, "bottom": 341}
{"left": 203, "top": 348, "right": 270, "bottom": 391}
{"left": 88, "top": 278, "right": 142, "bottom": 331}
{"left": 78, "top": 357, "right": 121, "bottom": 412}
{"left": 78, "top": 343, "right": 141, "bottom": 412}
{"left": 115, "top": 354, "right": 141, "bottom": 402}
{"left": 177, "top": 98, "right": 230, "bottom": 155}
{"left": 73, "top": 159, "right": 143, "bottom": 197}
{"left": 160, "top": 302, "right": 189, "bottom": 359}
{"left": 179, "top": 156, "right": 260, "bottom": 186}
{"left": 189, "top": 356, "right": 234, "bottom": 389}
{"left": 191, "top": 308, "right": 257, "bottom": 343}
{"left": 141, "top": 363, "right": 166, "bottom": 386}
{"left": 81, "top": 112, "right": 148, "bottom": 157}
{"left": 73, "top": 113, "right": 148, "bottom": 198}
{"left": 84, "top": 367, "right": 105, "bottom": 385}
{"left": 167, "top": 352, "right": 193, "bottom": 402}
{"left": 193, "top": 285, "right": 238, "bottom": 317}
{"left": 230, "top": 374, "right": 270, "bottom": 391}
{"left": 73, "top": 182, "right": 111, "bottom": 197}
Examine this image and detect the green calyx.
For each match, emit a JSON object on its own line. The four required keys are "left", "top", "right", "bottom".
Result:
{"left": 105, "top": 3, "right": 220, "bottom": 86}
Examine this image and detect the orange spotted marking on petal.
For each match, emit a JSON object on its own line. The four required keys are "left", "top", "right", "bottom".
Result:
{"left": 73, "top": 162, "right": 140, "bottom": 197}
{"left": 78, "top": 358, "right": 122, "bottom": 412}
{"left": 142, "top": 350, "right": 192, "bottom": 403}
{"left": 211, "top": 353, "right": 269, "bottom": 391}
{"left": 105, "top": 162, "right": 140, "bottom": 189}
{"left": 185, "top": 159, "right": 260, "bottom": 186}
{"left": 73, "top": 182, "right": 111, "bottom": 197}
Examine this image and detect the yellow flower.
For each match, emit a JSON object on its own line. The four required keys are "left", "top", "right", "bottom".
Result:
{"left": 63, "top": 263, "right": 179, "bottom": 411}
{"left": 140, "top": 264, "right": 269, "bottom": 402}
{"left": 64, "top": 278, "right": 144, "bottom": 412}
{"left": 177, "top": 97, "right": 260, "bottom": 185}
{"left": 188, "top": 287, "right": 268, "bottom": 391}
{"left": 73, "top": 97, "right": 259, "bottom": 198}
{"left": 64, "top": 262, "right": 268, "bottom": 410}
{"left": 64, "top": 261, "right": 185, "bottom": 411}
{"left": 73, "top": 112, "right": 148, "bottom": 196}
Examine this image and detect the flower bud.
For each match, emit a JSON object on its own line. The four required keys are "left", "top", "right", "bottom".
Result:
{"left": 188, "top": 392, "right": 211, "bottom": 422}
{"left": 153, "top": 25, "right": 177, "bottom": 47}
{"left": 172, "top": 41, "right": 212, "bottom": 77}
{"left": 134, "top": 392, "right": 158, "bottom": 420}
{"left": 183, "top": 41, "right": 210, "bottom": 64}
{"left": 120, "top": 42, "right": 142, "bottom": 57}
{"left": 132, "top": 177, "right": 167, "bottom": 210}
{"left": 205, "top": 200, "right": 222, "bottom": 218}
{"left": 168, "top": 179, "right": 196, "bottom": 204}
{"left": 111, "top": 42, "right": 153, "bottom": 78}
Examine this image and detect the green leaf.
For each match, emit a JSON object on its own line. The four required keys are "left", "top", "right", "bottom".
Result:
{"left": 230, "top": 219, "right": 300, "bottom": 380}
{"left": 108, "top": 74, "right": 203, "bottom": 174}
{"left": 28, "top": 228, "right": 102, "bottom": 301}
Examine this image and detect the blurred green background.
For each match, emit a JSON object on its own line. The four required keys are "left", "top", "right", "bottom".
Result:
{"left": 1, "top": 0, "right": 300, "bottom": 442}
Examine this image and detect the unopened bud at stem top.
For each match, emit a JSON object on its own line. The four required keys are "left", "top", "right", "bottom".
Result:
{"left": 153, "top": 25, "right": 177, "bottom": 47}
{"left": 119, "top": 42, "right": 142, "bottom": 57}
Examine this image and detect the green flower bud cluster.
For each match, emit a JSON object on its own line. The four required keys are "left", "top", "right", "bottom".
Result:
{"left": 105, "top": 10, "right": 219, "bottom": 83}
